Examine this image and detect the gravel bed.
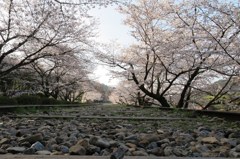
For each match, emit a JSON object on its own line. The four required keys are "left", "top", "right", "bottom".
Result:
{"left": 0, "top": 105, "right": 240, "bottom": 157}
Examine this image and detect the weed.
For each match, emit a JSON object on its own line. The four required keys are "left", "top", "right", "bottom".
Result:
{"left": 14, "top": 107, "right": 38, "bottom": 114}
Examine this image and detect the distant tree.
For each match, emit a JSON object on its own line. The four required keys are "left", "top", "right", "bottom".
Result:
{"left": 30, "top": 48, "right": 89, "bottom": 101}
{"left": 109, "top": 80, "right": 152, "bottom": 106}
{"left": 90, "top": 81, "right": 114, "bottom": 102}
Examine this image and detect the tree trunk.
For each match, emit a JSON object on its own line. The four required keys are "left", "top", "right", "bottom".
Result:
{"left": 183, "top": 88, "right": 191, "bottom": 109}
{"left": 131, "top": 71, "right": 171, "bottom": 107}
{"left": 177, "top": 68, "right": 200, "bottom": 108}
{"left": 139, "top": 84, "right": 170, "bottom": 107}
{"left": 157, "top": 95, "right": 171, "bottom": 107}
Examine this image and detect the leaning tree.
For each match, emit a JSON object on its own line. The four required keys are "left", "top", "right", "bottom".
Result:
{"left": 0, "top": 0, "right": 123, "bottom": 77}
{"left": 100, "top": 0, "right": 240, "bottom": 109}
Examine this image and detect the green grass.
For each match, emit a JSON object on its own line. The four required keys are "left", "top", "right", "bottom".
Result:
{"left": 13, "top": 106, "right": 57, "bottom": 114}
{"left": 14, "top": 107, "right": 38, "bottom": 114}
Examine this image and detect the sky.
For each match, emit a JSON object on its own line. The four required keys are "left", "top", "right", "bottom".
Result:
{"left": 89, "top": 5, "right": 133, "bottom": 46}
{"left": 88, "top": 5, "right": 134, "bottom": 86}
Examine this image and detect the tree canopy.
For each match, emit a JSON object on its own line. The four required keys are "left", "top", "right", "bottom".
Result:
{"left": 101, "top": 0, "right": 240, "bottom": 109}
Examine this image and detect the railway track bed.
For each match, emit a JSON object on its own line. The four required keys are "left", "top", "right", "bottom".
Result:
{"left": 0, "top": 155, "right": 236, "bottom": 159}
{"left": 0, "top": 104, "right": 240, "bottom": 158}
{"left": 8, "top": 114, "right": 197, "bottom": 121}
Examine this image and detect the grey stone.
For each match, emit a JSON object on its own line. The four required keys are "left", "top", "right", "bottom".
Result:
{"left": 157, "top": 129, "right": 164, "bottom": 134}
{"left": 31, "top": 141, "right": 45, "bottom": 151}
{"left": 118, "top": 143, "right": 129, "bottom": 152}
{"left": 20, "top": 133, "right": 43, "bottom": 144}
{"left": 132, "top": 150, "right": 148, "bottom": 156}
{"left": 38, "top": 126, "right": 51, "bottom": 132}
{"left": 147, "top": 147, "right": 163, "bottom": 156}
{"left": 89, "top": 136, "right": 110, "bottom": 148}
{"left": 115, "top": 132, "right": 126, "bottom": 140}
{"left": 69, "top": 135, "right": 78, "bottom": 145}
{"left": 221, "top": 138, "right": 237, "bottom": 147}
{"left": 7, "top": 147, "right": 26, "bottom": 154}
{"left": 146, "top": 142, "right": 158, "bottom": 150}
{"left": 157, "top": 138, "right": 170, "bottom": 145}
{"left": 175, "top": 133, "right": 194, "bottom": 144}
{"left": 198, "top": 130, "right": 211, "bottom": 137}
{"left": 229, "top": 132, "right": 240, "bottom": 138}
{"left": 141, "top": 134, "right": 160, "bottom": 143}
{"left": 123, "top": 124, "right": 133, "bottom": 129}
{"left": 216, "top": 146, "right": 230, "bottom": 157}
{"left": 235, "top": 144, "right": 240, "bottom": 152}
{"left": 0, "top": 138, "right": 10, "bottom": 145}
{"left": 100, "top": 149, "right": 111, "bottom": 156}
{"left": 214, "top": 130, "right": 226, "bottom": 139}
{"left": 69, "top": 144, "right": 86, "bottom": 155}
{"left": 23, "top": 148, "right": 36, "bottom": 154}
{"left": 198, "top": 127, "right": 211, "bottom": 132}
{"left": 229, "top": 150, "right": 240, "bottom": 158}
{"left": 173, "top": 147, "right": 189, "bottom": 156}
{"left": 19, "top": 141, "right": 31, "bottom": 147}
{"left": 46, "top": 120, "right": 55, "bottom": 126}
{"left": 69, "top": 125, "right": 77, "bottom": 131}
{"left": 110, "top": 146, "right": 128, "bottom": 159}
{"left": 55, "top": 136, "right": 64, "bottom": 144}
{"left": 192, "top": 152, "right": 202, "bottom": 157}
{"left": 163, "top": 146, "right": 173, "bottom": 156}
{"left": 60, "top": 145, "right": 69, "bottom": 153}
{"left": 125, "top": 143, "right": 137, "bottom": 151}
{"left": 36, "top": 150, "right": 51, "bottom": 155}
{"left": 0, "top": 148, "right": 7, "bottom": 154}
{"left": 160, "top": 143, "right": 169, "bottom": 149}
{"left": 61, "top": 142, "right": 72, "bottom": 148}
{"left": 45, "top": 141, "right": 55, "bottom": 151}
{"left": 10, "top": 140, "right": 18, "bottom": 147}
{"left": 8, "top": 128, "right": 17, "bottom": 136}
{"left": 109, "top": 140, "right": 119, "bottom": 147}
{"left": 201, "top": 137, "right": 218, "bottom": 144}
{"left": 115, "top": 125, "right": 124, "bottom": 129}
{"left": 77, "top": 139, "right": 89, "bottom": 149}
{"left": 50, "top": 144, "right": 59, "bottom": 151}
{"left": 86, "top": 145, "right": 101, "bottom": 155}
{"left": 125, "top": 134, "right": 138, "bottom": 141}
{"left": 195, "top": 144, "right": 210, "bottom": 153}
{"left": 1, "top": 143, "right": 11, "bottom": 149}
{"left": 96, "top": 138, "right": 111, "bottom": 148}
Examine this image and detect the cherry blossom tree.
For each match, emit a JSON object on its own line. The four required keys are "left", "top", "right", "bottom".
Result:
{"left": 109, "top": 80, "right": 153, "bottom": 106}
{"left": 100, "top": 0, "right": 240, "bottom": 109}
{"left": 0, "top": 0, "right": 116, "bottom": 77}
{"left": 30, "top": 47, "right": 89, "bottom": 101}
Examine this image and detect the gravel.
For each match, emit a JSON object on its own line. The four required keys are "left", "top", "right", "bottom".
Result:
{"left": 0, "top": 105, "right": 240, "bottom": 157}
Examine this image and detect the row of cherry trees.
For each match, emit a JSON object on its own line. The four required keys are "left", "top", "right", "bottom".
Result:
{"left": 104, "top": 0, "right": 240, "bottom": 109}
{"left": 0, "top": 0, "right": 119, "bottom": 102}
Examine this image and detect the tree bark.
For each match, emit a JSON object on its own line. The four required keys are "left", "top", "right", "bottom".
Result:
{"left": 177, "top": 67, "right": 200, "bottom": 108}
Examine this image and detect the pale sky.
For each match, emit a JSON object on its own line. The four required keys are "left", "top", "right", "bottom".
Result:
{"left": 89, "top": 5, "right": 134, "bottom": 86}
{"left": 89, "top": 5, "right": 134, "bottom": 46}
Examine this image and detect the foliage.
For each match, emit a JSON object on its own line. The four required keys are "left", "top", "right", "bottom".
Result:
{"left": 40, "top": 97, "right": 62, "bottom": 105}
{"left": 0, "top": 96, "right": 18, "bottom": 105}
{"left": 14, "top": 107, "right": 38, "bottom": 114}
{"left": 0, "top": 94, "right": 74, "bottom": 106}
{"left": 14, "top": 95, "right": 41, "bottom": 105}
